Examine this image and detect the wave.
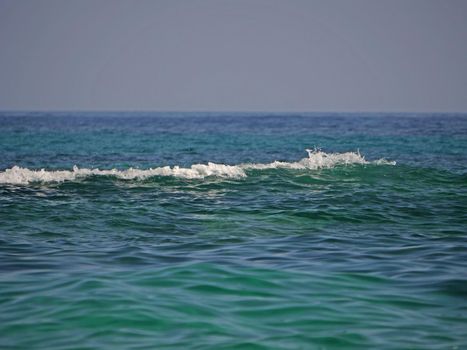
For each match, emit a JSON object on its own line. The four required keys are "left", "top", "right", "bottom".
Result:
{"left": 0, "top": 150, "right": 395, "bottom": 184}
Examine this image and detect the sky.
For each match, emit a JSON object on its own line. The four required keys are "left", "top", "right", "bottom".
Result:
{"left": 0, "top": 0, "right": 466, "bottom": 112}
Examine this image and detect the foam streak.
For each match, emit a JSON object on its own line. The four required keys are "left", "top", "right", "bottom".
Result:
{"left": 0, "top": 151, "right": 395, "bottom": 184}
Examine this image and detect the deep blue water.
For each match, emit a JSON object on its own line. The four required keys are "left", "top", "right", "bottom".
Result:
{"left": 1, "top": 112, "right": 466, "bottom": 349}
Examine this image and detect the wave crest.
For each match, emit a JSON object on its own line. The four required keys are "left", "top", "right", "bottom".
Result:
{"left": 0, "top": 150, "right": 395, "bottom": 184}
{"left": 242, "top": 149, "right": 370, "bottom": 170}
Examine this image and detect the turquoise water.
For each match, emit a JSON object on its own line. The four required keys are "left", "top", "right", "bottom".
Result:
{"left": 1, "top": 112, "right": 466, "bottom": 349}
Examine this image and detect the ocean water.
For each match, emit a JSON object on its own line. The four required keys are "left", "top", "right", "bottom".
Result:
{"left": 1, "top": 112, "right": 466, "bottom": 349}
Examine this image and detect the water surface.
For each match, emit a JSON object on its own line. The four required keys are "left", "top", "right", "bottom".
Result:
{"left": 1, "top": 112, "right": 466, "bottom": 349}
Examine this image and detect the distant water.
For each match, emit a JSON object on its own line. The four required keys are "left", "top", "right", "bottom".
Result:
{"left": 1, "top": 112, "right": 466, "bottom": 349}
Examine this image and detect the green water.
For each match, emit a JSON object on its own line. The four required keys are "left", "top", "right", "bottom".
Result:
{"left": 0, "top": 113, "right": 466, "bottom": 349}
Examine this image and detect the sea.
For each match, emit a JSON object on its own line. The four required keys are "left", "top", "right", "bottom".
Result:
{"left": 0, "top": 112, "right": 466, "bottom": 349}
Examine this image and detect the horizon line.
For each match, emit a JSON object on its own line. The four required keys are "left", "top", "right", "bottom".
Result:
{"left": 1, "top": 109, "right": 467, "bottom": 115}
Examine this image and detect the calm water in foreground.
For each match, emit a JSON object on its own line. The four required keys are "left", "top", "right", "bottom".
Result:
{"left": 1, "top": 112, "right": 466, "bottom": 349}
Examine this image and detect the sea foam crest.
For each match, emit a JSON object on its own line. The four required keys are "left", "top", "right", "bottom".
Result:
{"left": 242, "top": 149, "right": 369, "bottom": 170}
{"left": 0, "top": 150, "right": 395, "bottom": 184}
{"left": 0, "top": 163, "right": 246, "bottom": 185}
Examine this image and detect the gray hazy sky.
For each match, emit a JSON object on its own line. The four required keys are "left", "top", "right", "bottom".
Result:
{"left": 0, "top": 0, "right": 466, "bottom": 112}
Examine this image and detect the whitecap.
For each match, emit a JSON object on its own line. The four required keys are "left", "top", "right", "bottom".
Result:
{"left": 0, "top": 150, "right": 395, "bottom": 184}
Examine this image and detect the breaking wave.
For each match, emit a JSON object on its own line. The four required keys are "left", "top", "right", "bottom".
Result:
{"left": 0, "top": 150, "right": 395, "bottom": 184}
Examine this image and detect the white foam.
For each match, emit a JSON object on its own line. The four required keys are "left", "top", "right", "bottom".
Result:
{"left": 0, "top": 150, "right": 394, "bottom": 184}
{"left": 242, "top": 149, "right": 369, "bottom": 170}
{"left": 0, "top": 163, "right": 246, "bottom": 185}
